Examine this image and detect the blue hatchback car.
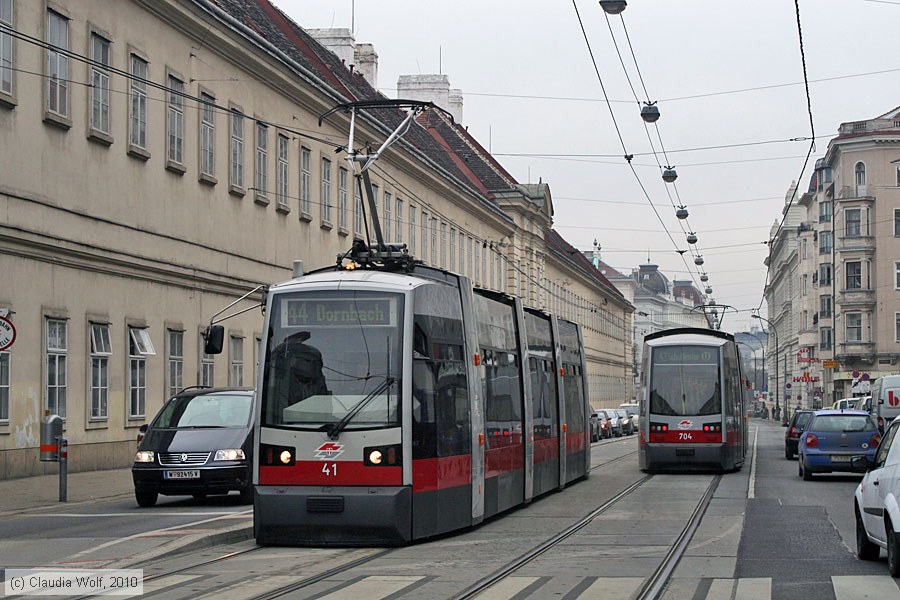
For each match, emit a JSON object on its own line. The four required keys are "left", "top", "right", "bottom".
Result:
{"left": 798, "top": 409, "right": 881, "bottom": 480}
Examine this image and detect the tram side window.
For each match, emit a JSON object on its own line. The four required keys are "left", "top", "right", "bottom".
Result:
{"left": 530, "top": 357, "right": 558, "bottom": 439}
{"left": 412, "top": 285, "right": 470, "bottom": 459}
{"left": 483, "top": 348, "right": 522, "bottom": 448}
{"left": 563, "top": 363, "right": 585, "bottom": 434}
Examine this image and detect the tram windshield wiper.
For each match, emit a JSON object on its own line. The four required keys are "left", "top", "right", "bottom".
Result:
{"left": 321, "top": 376, "right": 396, "bottom": 440}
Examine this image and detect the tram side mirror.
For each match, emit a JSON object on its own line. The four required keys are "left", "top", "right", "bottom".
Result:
{"left": 203, "top": 325, "right": 225, "bottom": 355}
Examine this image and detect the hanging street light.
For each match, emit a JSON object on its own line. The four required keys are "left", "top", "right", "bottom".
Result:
{"left": 705, "top": 287, "right": 713, "bottom": 294}
{"left": 675, "top": 206, "right": 688, "bottom": 220}
{"left": 694, "top": 256, "right": 704, "bottom": 266}
{"left": 662, "top": 167, "right": 678, "bottom": 183}
{"left": 686, "top": 232, "right": 698, "bottom": 244}
{"left": 700, "top": 273, "right": 709, "bottom": 282}
{"left": 599, "top": 0, "right": 627, "bottom": 14}
{"left": 641, "top": 102, "right": 660, "bottom": 123}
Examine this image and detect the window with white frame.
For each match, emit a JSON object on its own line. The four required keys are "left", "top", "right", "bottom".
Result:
{"left": 845, "top": 208, "right": 861, "bottom": 237}
{"left": 846, "top": 261, "right": 862, "bottom": 290}
{"left": 896, "top": 261, "right": 900, "bottom": 289}
{"left": 820, "top": 294, "right": 832, "bottom": 318}
{"left": 459, "top": 231, "right": 466, "bottom": 275}
{"left": 431, "top": 218, "right": 438, "bottom": 267}
{"left": 474, "top": 238, "right": 480, "bottom": 283}
{"left": 167, "top": 329, "right": 183, "bottom": 398}
{"left": 46, "top": 10, "right": 68, "bottom": 117}
{"left": 200, "top": 92, "right": 215, "bottom": 178}
{"left": 167, "top": 76, "right": 184, "bottom": 165}
{"left": 497, "top": 253, "right": 504, "bottom": 291}
{"left": 128, "top": 327, "right": 154, "bottom": 417}
{"left": 383, "top": 191, "right": 391, "bottom": 240}
{"left": 276, "top": 133, "right": 289, "bottom": 207}
{"left": 801, "top": 310, "right": 808, "bottom": 331}
{"left": 338, "top": 167, "right": 348, "bottom": 229}
{"left": 90, "top": 34, "right": 110, "bottom": 134}
{"left": 490, "top": 247, "right": 495, "bottom": 289}
{"left": 0, "top": 0, "right": 12, "bottom": 96}
{"left": 229, "top": 336, "right": 243, "bottom": 386}
{"left": 802, "top": 274, "right": 807, "bottom": 296}
{"left": 482, "top": 242, "right": 488, "bottom": 285}
{"left": 46, "top": 318, "right": 67, "bottom": 418}
{"left": 255, "top": 123, "right": 268, "bottom": 197}
{"left": 449, "top": 227, "right": 456, "bottom": 270}
{"left": 0, "top": 350, "right": 9, "bottom": 422}
{"left": 230, "top": 110, "right": 243, "bottom": 189}
{"left": 129, "top": 55, "right": 147, "bottom": 149}
{"left": 200, "top": 348, "right": 214, "bottom": 387}
{"left": 420, "top": 210, "right": 428, "bottom": 262}
{"left": 467, "top": 236, "right": 474, "bottom": 278}
{"left": 440, "top": 223, "right": 447, "bottom": 268}
{"left": 895, "top": 209, "right": 900, "bottom": 237}
{"left": 89, "top": 323, "right": 111, "bottom": 419}
{"left": 322, "top": 158, "right": 332, "bottom": 222}
{"left": 846, "top": 312, "right": 863, "bottom": 343}
{"left": 408, "top": 205, "right": 416, "bottom": 252}
{"left": 819, "top": 200, "right": 832, "bottom": 223}
{"left": 819, "top": 231, "right": 832, "bottom": 254}
{"left": 395, "top": 197, "right": 403, "bottom": 243}
{"left": 300, "top": 147, "right": 311, "bottom": 214}
{"left": 855, "top": 162, "right": 866, "bottom": 188}
{"left": 896, "top": 313, "right": 900, "bottom": 343}
{"left": 819, "top": 263, "right": 832, "bottom": 287}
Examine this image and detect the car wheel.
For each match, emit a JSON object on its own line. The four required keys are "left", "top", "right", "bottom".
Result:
{"left": 890, "top": 525, "right": 900, "bottom": 577}
{"left": 856, "top": 507, "right": 880, "bottom": 561}
{"left": 239, "top": 485, "right": 254, "bottom": 505}
{"left": 135, "top": 490, "right": 158, "bottom": 508}
{"left": 802, "top": 460, "right": 813, "bottom": 481}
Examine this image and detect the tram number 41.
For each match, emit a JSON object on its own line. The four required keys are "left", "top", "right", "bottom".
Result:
{"left": 322, "top": 463, "right": 338, "bottom": 476}
{"left": 678, "top": 432, "right": 693, "bottom": 441}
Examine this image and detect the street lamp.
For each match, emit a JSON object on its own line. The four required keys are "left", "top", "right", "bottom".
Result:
{"left": 752, "top": 315, "right": 781, "bottom": 423}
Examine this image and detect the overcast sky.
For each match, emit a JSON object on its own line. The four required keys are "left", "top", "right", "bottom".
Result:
{"left": 273, "top": 0, "right": 900, "bottom": 333}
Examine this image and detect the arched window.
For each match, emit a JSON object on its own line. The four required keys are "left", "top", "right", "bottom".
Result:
{"left": 855, "top": 162, "right": 867, "bottom": 195}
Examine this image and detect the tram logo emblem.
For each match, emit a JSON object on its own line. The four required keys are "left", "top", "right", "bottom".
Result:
{"left": 677, "top": 420, "right": 693, "bottom": 429}
{"left": 315, "top": 442, "right": 345, "bottom": 460}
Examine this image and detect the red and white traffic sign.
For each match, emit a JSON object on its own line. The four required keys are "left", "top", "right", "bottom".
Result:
{"left": 0, "top": 316, "right": 16, "bottom": 351}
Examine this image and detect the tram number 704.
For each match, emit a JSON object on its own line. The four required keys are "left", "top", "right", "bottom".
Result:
{"left": 322, "top": 463, "right": 338, "bottom": 476}
{"left": 678, "top": 432, "right": 693, "bottom": 441}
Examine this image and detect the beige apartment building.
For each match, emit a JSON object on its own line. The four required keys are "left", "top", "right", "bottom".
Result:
{"left": 768, "top": 106, "right": 900, "bottom": 406}
{"left": 0, "top": 0, "right": 632, "bottom": 477}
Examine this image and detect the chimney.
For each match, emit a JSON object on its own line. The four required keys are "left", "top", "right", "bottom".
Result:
{"left": 306, "top": 28, "right": 355, "bottom": 70}
{"left": 354, "top": 43, "right": 378, "bottom": 88}
{"left": 397, "top": 74, "right": 463, "bottom": 123}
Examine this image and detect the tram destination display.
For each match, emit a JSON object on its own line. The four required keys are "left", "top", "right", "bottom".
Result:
{"left": 282, "top": 297, "right": 397, "bottom": 328}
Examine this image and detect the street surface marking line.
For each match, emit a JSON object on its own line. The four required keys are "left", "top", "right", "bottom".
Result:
{"left": 69, "top": 509, "right": 253, "bottom": 558}
{"left": 833, "top": 575, "right": 900, "bottom": 599}
{"left": 706, "top": 578, "right": 735, "bottom": 600}
{"left": 748, "top": 425, "right": 758, "bottom": 499}
{"left": 473, "top": 577, "right": 540, "bottom": 600}
{"left": 578, "top": 577, "right": 644, "bottom": 599}
{"left": 317, "top": 575, "right": 423, "bottom": 600}
{"left": 735, "top": 577, "right": 771, "bottom": 600}
{"left": 34, "top": 512, "right": 242, "bottom": 517}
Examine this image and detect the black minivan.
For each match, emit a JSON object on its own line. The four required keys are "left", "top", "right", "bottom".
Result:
{"left": 132, "top": 387, "right": 255, "bottom": 507}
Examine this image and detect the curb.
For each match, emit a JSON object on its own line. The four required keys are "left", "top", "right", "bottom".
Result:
{"left": 109, "top": 522, "right": 254, "bottom": 569}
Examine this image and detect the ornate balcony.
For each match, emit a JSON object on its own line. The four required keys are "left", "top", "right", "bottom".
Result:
{"left": 837, "top": 288, "right": 876, "bottom": 308}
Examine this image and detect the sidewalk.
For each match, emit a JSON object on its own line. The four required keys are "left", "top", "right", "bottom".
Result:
{"left": 0, "top": 467, "right": 135, "bottom": 514}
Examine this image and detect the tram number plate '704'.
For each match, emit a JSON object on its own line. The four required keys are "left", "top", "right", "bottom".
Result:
{"left": 678, "top": 432, "right": 693, "bottom": 441}
{"left": 322, "top": 463, "right": 338, "bottom": 476}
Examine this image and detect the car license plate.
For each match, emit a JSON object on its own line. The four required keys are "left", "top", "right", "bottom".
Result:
{"left": 831, "top": 455, "right": 850, "bottom": 462}
{"left": 164, "top": 470, "right": 200, "bottom": 479}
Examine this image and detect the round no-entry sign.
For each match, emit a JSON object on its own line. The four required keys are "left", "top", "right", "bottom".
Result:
{"left": 0, "top": 316, "right": 16, "bottom": 351}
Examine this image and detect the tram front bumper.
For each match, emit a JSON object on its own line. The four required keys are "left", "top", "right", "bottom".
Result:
{"left": 254, "top": 485, "right": 412, "bottom": 546}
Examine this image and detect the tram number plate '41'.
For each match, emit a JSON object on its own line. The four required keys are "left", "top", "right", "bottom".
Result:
{"left": 322, "top": 463, "right": 338, "bottom": 476}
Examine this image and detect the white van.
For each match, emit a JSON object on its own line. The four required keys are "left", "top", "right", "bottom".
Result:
{"left": 871, "top": 376, "right": 900, "bottom": 430}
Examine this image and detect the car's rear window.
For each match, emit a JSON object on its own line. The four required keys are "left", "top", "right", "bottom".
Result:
{"left": 796, "top": 412, "right": 812, "bottom": 428}
{"left": 155, "top": 394, "right": 253, "bottom": 428}
{"left": 812, "top": 414, "right": 876, "bottom": 433}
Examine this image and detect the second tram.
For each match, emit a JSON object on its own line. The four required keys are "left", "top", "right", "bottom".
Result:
{"left": 217, "top": 262, "right": 590, "bottom": 545}
{"left": 638, "top": 327, "right": 747, "bottom": 472}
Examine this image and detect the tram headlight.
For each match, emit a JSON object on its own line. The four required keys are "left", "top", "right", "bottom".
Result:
{"left": 260, "top": 443, "right": 295, "bottom": 466}
{"left": 364, "top": 444, "right": 402, "bottom": 467}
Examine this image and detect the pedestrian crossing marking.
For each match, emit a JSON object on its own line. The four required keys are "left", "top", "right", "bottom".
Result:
{"left": 832, "top": 575, "right": 900, "bottom": 599}
{"left": 734, "top": 578, "right": 770, "bottom": 600}
{"left": 318, "top": 575, "right": 423, "bottom": 599}
{"left": 474, "top": 576, "right": 541, "bottom": 599}
{"left": 705, "top": 578, "right": 734, "bottom": 600}
{"left": 577, "top": 577, "right": 644, "bottom": 599}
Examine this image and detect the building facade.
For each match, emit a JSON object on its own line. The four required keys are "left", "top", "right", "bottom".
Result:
{"left": 0, "top": 0, "right": 631, "bottom": 476}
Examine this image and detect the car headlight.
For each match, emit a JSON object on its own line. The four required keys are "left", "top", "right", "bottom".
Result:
{"left": 134, "top": 450, "right": 155, "bottom": 463}
{"left": 214, "top": 449, "right": 246, "bottom": 461}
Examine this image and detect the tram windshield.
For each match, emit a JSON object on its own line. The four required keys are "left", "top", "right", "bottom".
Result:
{"left": 649, "top": 344, "right": 721, "bottom": 417}
{"left": 261, "top": 290, "right": 404, "bottom": 431}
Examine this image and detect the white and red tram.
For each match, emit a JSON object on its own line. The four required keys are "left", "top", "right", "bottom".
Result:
{"left": 237, "top": 263, "right": 590, "bottom": 545}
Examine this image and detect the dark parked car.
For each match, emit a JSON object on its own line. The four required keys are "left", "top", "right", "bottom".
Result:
{"left": 798, "top": 409, "right": 880, "bottom": 481}
{"left": 784, "top": 409, "right": 813, "bottom": 459}
{"left": 132, "top": 387, "right": 255, "bottom": 507}
{"left": 616, "top": 408, "right": 635, "bottom": 436}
